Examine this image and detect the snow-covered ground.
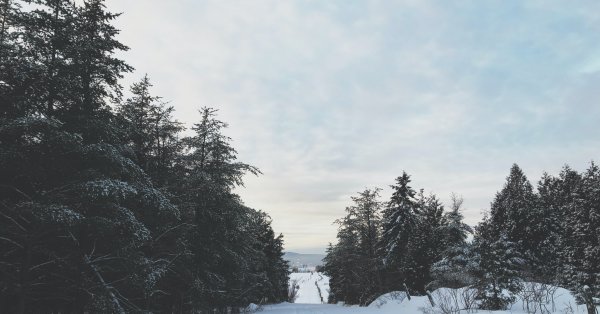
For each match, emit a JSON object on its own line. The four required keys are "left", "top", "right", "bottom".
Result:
{"left": 288, "top": 272, "right": 330, "bottom": 304}
{"left": 260, "top": 279, "right": 599, "bottom": 314}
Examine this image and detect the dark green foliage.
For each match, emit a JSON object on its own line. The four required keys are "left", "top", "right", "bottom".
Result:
{"left": 472, "top": 227, "right": 524, "bottom": 310}
{"left": 560, "top": 163, "right": 600, "bottom": 304}
{"left": 430, "top": 241, "right": 477, "bottom": 289}
{"left": 429, "top": 193, "right": 474, "bottom": 289}
{"left": 380, "top": 173, "right": 417, "bottom": 274}
{"left": 408, "top": 192, "right": 446, "bottom": 293}
{"left": 488, "top": 165, "right": 537, "bottom": 243}
{"left": 534, "top": 167, "right": 580, "bottom": 280}
{"left": 116, "top": 75, "right": 184, "bottom": 185}
{"left": 0, "top": 1, "right": 290, "bottom": 312}
{"left": 324, "top": 188, "right": 383, "bottom": 305}
{"left": 246, "top": 210, "right": 290, "bottom": 304}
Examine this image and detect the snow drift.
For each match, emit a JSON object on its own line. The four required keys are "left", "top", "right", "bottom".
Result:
{"left": 261, "top": 280, "right": 598, "bottom": 314}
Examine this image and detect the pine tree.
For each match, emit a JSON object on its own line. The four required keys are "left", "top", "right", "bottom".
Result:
{"left": 0, "top": 1, "right": 179, "bottom": 312}
{"left": 379, "top": 172, "right": 418, "bottom": 292}
{"left": 489, "top": 164, "right": 537, "bottom": 240}
{"left": 561, "top": 163, "right": 600, "bottom": 305}
{"left": 429, "top": 193, "right": 473, "bottom": 289}
{"left": 442, "top": 193, "right": 472, "bottom": 247}
{"left": 535, "top": 167, "right": 581, "bottom": 281}
{"left": 486, "top": 164, "right": 539, "bottom": 277}
{"left": 324, "top": 230, "right": 362, "bottom": 304}
{"left": 1, "top": 0, "right": 79, "bottom": 117}
{"left": 472, "top": 226, "right": 524, "bottom": 310}
{"left": 349, "top": 188, "right": 383, "bottom": 303}
{"left": 324, "top": 188, "right": 383, "bottom": 305}
{"left": 430, "top": 241, "right": 478, "bottom": 289}
{"left": 2, "top": 1, "right": 291, "bottom": 312}
{"left": 408, "top": 191, "right": 446, "bottom": 293}
{"left": 117, "top": 75, "right": 184, "bottom": 185}
{"left": 245, "top": 210, "right": 290, "bottom": 304}
{"left": 173, "top": 107, "right": 261, "bottom": 310}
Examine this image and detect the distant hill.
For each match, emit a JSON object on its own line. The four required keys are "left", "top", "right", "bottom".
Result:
{"left": 284, "top": 252, "right": 325, "bottom": 269}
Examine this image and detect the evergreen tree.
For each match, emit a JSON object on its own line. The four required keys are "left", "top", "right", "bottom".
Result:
{"left": 535, "top": 167, "right": 581, "bottom": 281}
{"left": 487, "top": 164, "right": 539, "bottom": 275}
{"left": 561, "top": 163, "right": 600, "bottom": 305}
{"left": 430, "top": 241, "right": 478, "bottom": 290}
{"left": 429, "top": 193, "right": 473, "bottom": 289}
{"left": 379, "top": 172, "right": 418, "bottom": 292}
{"left": 324, "top": 230, "right": 362, "bottom": 304}
{"left": 1, "top": 0, "right": 78, "bottom": 117}
{"left": 1, "top": 1, "right": 291, "bottom": 312}
{"left": 489, "top": 164, "right": 537, "bottom": 240}
{"left": 406, "top": 191, "right": 447, "bottom": 293}
{"left": 1, "top": 1, "right": 174, "bottom": 311}
{"left": 246, "top": 210, "right": 290, "bottom": 304}
{"left": 472, "top": 226, "right": 524, "bottom": 310}
{"left": 442, "top": 193, "right": 472, "bottom": 247}
{"left": 0, "top": 47, "right": 174, "bottom": 314}
{"left": 117, "top": 75, "right": 184, "bottom": 185}
{"left": 324, "top": 188, "right": 383, "bottom": 305}
{"left": 173, "top": 107, "right": 261, "bottom": 310}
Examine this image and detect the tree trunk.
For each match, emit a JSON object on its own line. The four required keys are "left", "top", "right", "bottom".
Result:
{"left": 17, "top": 236, "right": 31, "bottom": 314}
{"left": 580, "top": 286, "right": 598, "bottom": 314}
{"left": 84, "top": 255, "right": 126, "bottom": 314}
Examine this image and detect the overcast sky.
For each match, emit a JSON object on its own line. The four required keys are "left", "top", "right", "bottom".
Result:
{"left": 106, "top": 0, "right": 600, "bottom": 254}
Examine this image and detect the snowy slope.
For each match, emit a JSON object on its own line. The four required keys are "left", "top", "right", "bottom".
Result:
{"left": 261, "top": 281, "right": 599, "bottom": 314}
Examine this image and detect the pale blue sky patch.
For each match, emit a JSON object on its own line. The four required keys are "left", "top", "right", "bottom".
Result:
{"left": 107, "top": 0, "right": 600, "bottom": 253}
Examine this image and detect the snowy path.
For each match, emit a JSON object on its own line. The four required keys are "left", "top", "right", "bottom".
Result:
{"left": 289, "top": 272, "right": 329, "bottom": 304}
{"left": 261, "top": 291, "right": 426, "bottom": 313}
{"left": 261, "top": 303, "right": 377, "bottom": 313}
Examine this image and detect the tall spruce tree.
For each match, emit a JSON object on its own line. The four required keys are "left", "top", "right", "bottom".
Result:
{"left": 535, "top": 167, "right": 581, "bottom": 281}
{"left": 489, "top": 164, "right": 536, "bottom": 239}
{"left": 0, "top": 0, "right": 183, "bottom": 312}
{"left": 487, "top": 164, "right": 538, "bottom": 274}
{"left": 324, "top": 188, "right": 383, "bottom": 305}
{"left": 324, "top": 228, "right": 362, "bottom": 304}
{"left": 174, "top": 107, "right": 261, "bottom": 310}
{"left": 561, "top": 163, "right": 600, "bottom": 307}
{"left": 429, "top": 193, "right": 473, "bottom": 289}
{"left": 117, "top": 75, "right": 184, "bottom": 185}
{"left": 379, "top": 172, "right": 418, "bottom": 293}
{"left": 245, "top": 210, "right": 290, "bottom": 304}
{"left": 409, "top": 192, "right": 447, "bottom": 293}
{"left": 442, "top": 193, "right": 472, "bottom": 248}
{"left": 1, "top": 0, "right": 78, "bottom": 117}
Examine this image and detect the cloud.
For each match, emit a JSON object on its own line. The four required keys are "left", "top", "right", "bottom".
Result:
{"left": 107, "top": 0, "right": 600, "bottom": 253}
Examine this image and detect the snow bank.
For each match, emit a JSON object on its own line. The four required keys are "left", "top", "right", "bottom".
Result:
{"left": 262, "top": 281, "right": 599, "bottom": 314}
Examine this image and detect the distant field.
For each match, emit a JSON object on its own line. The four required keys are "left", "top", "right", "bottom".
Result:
{"left": 284, "top": 252, "right": 325, "bottom": 269}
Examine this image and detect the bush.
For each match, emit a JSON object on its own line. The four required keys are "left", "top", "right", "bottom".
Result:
{"left": 288, "top": 279, "right": 300, "bottom": 303}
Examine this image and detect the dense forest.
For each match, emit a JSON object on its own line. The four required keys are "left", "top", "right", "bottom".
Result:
{"left": 0, "top": 0, "right": 289, "bottom": 312}
{"left": 324, "top": 164, "right": 600, "bottom": 313}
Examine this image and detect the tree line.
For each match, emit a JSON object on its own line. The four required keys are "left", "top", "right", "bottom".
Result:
{"left": 324, "top": 164, "right": 600, "bottom": 313}
{"left": 0, "top": 0, "right": 289, "bottom": 312}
